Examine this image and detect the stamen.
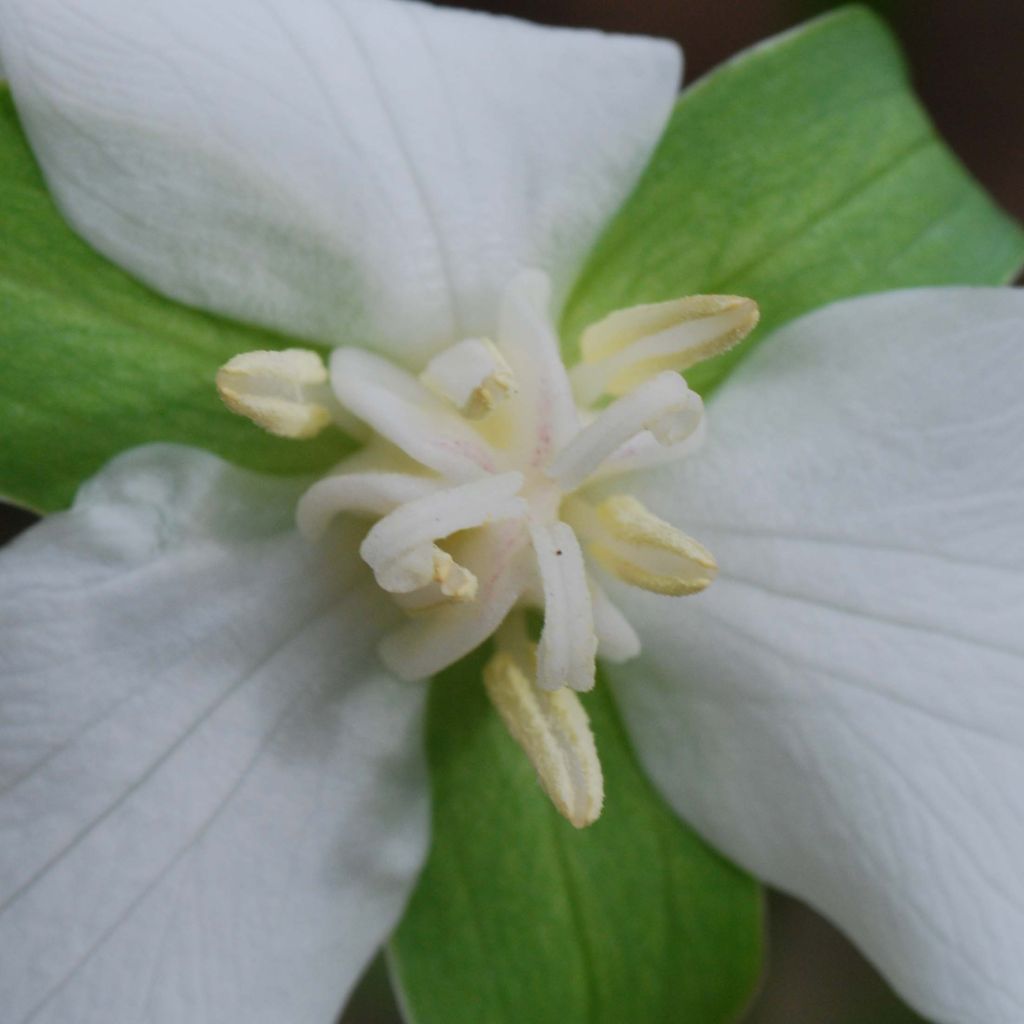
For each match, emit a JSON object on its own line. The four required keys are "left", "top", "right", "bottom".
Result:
{"left": 484, "top": 623, "right": 603, "bottom": 829}
{"left": 529, "top": 522, "right": 597, "bottom": 692}
{"left": 546, "top": 372, "right": 699, "bottom": 491}
{"left": 331, "top": 348, "right": 500, "bottom": 480}
{"left": 361, "top": 472, "right": 526, "bottom": 594}
{"left": 395, "top": 564, "right": 477, "bottom": 612}
{"left": 570, "top": 295, "right": 759, "bottom": 405}
{"left": 216, "top": 349, "right": 333, "bottom": 439}
{"left": 296, "top": 472, "right": 442, "bottom": 541}
{"left": 586, "top": 494, "right": 717, "bottom": 596}
{"left": 421, "top": 338, "right": 517, "bottom": 418}
{"left": 379, "top": 523, "right": 530, "bottom": 680}
{"left": 431, "top": 550, "right": 478, "bottom": 600}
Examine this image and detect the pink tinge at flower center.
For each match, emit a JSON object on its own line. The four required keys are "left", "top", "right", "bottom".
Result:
{"left": 217, "top": 269, "right": 758, "bottom": 826}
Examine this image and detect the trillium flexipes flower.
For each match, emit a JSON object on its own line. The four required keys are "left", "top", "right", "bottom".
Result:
{"left": 0, "top": 2, "right": 1022, "bottom": 1023}
{"left": 215, "top": 273, "right": 756, "bottom": 830}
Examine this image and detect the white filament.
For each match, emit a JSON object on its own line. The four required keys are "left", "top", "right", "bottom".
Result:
{"left": 546, "top": 371, "right": 696, "bottom": 490}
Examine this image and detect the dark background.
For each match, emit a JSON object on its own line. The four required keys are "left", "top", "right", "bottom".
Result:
{"left": 3, "top": 1, "right": 1021, "bottom": 1021}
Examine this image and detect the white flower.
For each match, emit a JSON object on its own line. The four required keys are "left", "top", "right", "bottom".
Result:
{"left": 0, "top": 2, "right": 1021, "bottom": 1024}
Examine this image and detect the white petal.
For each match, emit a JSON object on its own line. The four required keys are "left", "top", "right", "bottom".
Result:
{"left": 0, "top": 446, "right": 429, "bottom": 1024}
{"left": 0, "top": 0, "right": 680, "bottom": 361}
{"left": 610, "top": 289, "right": 1024, "bottom": 1024}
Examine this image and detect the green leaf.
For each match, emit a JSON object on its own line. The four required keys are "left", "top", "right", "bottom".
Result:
{"left": 389, "top": 653, "right": 762, "bottom": 1024}
{"left": 0, "top": 87, "right": 352, "bottom": 513}
{"left": 561, "top": 6, "right": 1024, "bottom": 396}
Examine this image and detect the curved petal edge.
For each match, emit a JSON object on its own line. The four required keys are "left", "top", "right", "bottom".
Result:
{"left": 0, "top": 444, "right": 430, "bottom": 1024}
{"left": 0, "top": 0, "right": 680, "bottom": 362}
{"left": 611, "top": 288, "right": 1024, "bottom": 1024}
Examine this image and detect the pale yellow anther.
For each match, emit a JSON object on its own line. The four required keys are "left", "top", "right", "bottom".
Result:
{"left": 395, "top": 548, "right": 478, "bottom": 614}
{"left": 373, "top": 541, "right": 479, "bottom": 600}
{"left": 217, "top": 348, "right": 332, "bottom": 439}
{"left": 589, "top": 494, "right": 717, "bottom": 596}
{"left": 484, "top": 644, "right": 603, "bottom": 829}
{"left": 432, "top": 549, "right": 478, "bottom": 602}
{"left": 571, "top": 295, "right": 759, "bottom": 404}
{"left": 421, "top": 338, "right": 517, "bottom": 419}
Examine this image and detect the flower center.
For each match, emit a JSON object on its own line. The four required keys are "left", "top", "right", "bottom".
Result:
{"left": 217, "top": 270, "right": 758, "bottom": 826}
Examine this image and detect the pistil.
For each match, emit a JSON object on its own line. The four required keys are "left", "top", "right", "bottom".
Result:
{"left": 216, "top": 270, "right": 758, "bottom": 827}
